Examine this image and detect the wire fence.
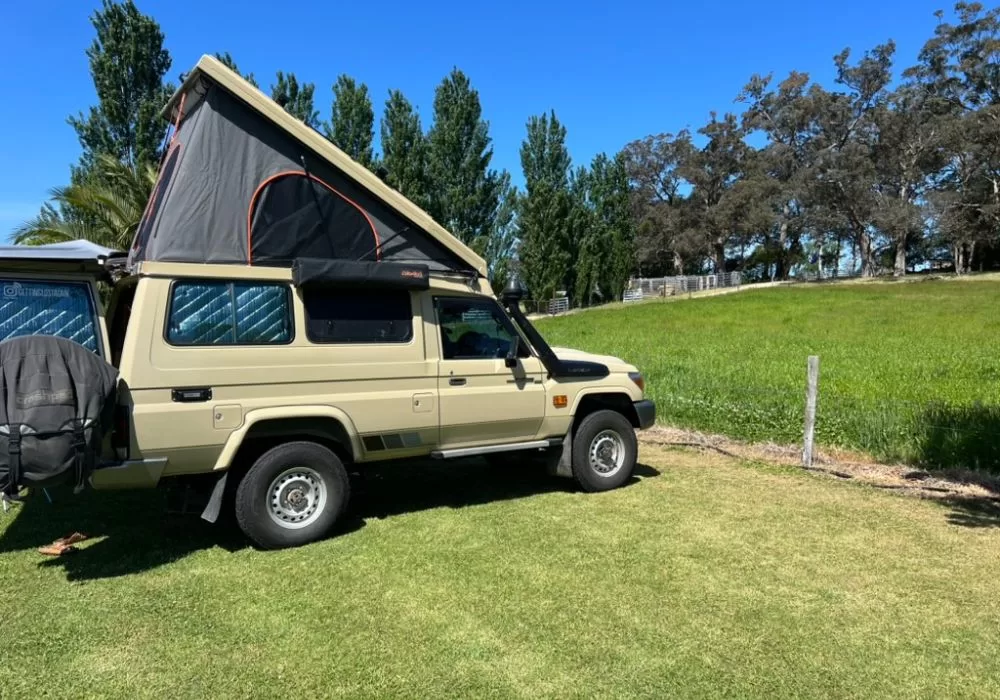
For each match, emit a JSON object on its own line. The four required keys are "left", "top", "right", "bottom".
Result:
{"left": 790, "top": 263, "right": 867, "bottom": 282}
{"left": 646, "top": 363, "right": 1000, "bottom": 473}
{"left": 624, "top": 272, "right": 744, "bottom": 302}
{"left": 524, "top": 297, "right": 571, "bottom": 316}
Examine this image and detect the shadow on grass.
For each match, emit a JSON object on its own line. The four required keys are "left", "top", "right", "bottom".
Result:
{"left": 1, "top": 457, "right": 662, "bottom": 580}
{"left": 0, "top": 486, "right": 250, "bottom": 581}
{"left": 353, "top": 457, "right": 660, "bottom": 521}
{"left": 906, "top": 403, "right": 1000, "bottom": 528}
{"left": 942, "top": 497, "right": 1000, "bottom": 529}
{"left": 918, "top": 403, "right": 1000, "bottom": 474}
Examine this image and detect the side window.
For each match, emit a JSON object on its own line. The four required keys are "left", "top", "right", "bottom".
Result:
{"left": 167, "top": 280, "right": 292, "bottom": 346}
{"left": 435, "top": 297, "right": 527, "bottom": 360}
{"left": 302, "top": 288, "right": 412, "bottom": 344}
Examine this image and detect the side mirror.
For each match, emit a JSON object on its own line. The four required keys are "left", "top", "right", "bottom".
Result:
{"left": 504, "top": 334, "right": 520, "bottom": 368}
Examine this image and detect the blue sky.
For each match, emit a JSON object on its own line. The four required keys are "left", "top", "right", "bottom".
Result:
{"left": 0, "top": 0, "right": 950, "bottom": 237}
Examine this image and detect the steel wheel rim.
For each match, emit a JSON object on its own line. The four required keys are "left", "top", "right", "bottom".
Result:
{"left": 266, "top": 467, "right": 327, "bottom": 530}
{"left": 589, "top": 429, "right": 626, "bottom": 477}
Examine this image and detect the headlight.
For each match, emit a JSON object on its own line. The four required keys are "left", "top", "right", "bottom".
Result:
{"left": 628, "top": 372, "right": 645, "bottom": 393}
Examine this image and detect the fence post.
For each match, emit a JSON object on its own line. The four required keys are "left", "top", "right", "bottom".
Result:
{"left": 802, "top": 355, "right": 820, "bottom": 467}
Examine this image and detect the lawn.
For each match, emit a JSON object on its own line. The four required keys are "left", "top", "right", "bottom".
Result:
{"left": 1, "top": 448, "right": 999, "bottom": 698}
{"left": 537, "top": 277, "right": 1000, "bottom": 470}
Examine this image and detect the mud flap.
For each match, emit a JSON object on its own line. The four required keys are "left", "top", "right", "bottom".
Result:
{"left": 200, "top": 472, "right": 228, "bottom": 523}
{"left": 550, "top": 431, "right": 574, "bottom": 479}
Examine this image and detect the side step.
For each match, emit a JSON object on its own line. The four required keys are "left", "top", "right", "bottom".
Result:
{"left": 431, "top": 438, "right": 562, "bottom": 460}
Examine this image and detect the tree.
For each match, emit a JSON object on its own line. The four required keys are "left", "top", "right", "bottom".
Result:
{"left": 426, "top": 69, "right": 503, "bottom": 246}
{"left": 68, "top": 0, "right": 173, "bottom": 174}
{"left": 590, "top": 153, "right": 637, "bottom": 300}
{"left": 739, "top": 71, "right": 826, "bottom": 279}
{"left": 622, "top": 131, "right": 698, "bottom": 274}
{"left": 517, "top": 111, "right": 573, "bottom": 301}
{"left": 478, "top": 172, "right": 519, "bottom": 292}
{"left": 13, "top": 154, "right": 156, "bottom": 250}
{"left": 811, "top": 42, "right": 896, "bottom": 277}
{"left": 326, "top": 75, "right": 375, "bottom": 168}
{"left": 906, "top": 2, "right": 1000, "bottom": 273}
{"left": 569, "top": 166, "right": 600, "bottom": 304}
{"left": 215, "top": 52, "right": 258, "bottom": 87}
{"left": 380, "top": 89, "right": 428, "bottom": 208}
{"left": 871, "top": 83, "right": 943, "bottom": 276}
{"left": 679, "top": 112, "right": 755, "bottom": 272}
{"left": 271, "top": 71, "right": 319, "bottom": 129}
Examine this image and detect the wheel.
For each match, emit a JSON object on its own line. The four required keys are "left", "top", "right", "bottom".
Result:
{"left": 234, "top": 441, "right": 350, "bottom": 549}
{"left": 571, "top": 410, "right": 638, "bottom": 492}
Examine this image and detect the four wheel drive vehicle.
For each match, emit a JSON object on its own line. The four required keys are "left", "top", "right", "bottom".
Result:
{"left": 0, "top": 55, "right": 655, "bottom": 550}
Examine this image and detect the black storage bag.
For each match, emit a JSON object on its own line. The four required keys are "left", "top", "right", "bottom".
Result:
{"left": 0, "top": 335, "right": 119, "bottom": 496}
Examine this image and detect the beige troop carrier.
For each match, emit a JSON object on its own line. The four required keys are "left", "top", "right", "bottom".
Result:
{"left": 0, "top": 56, "right": 654, "bottom": 549}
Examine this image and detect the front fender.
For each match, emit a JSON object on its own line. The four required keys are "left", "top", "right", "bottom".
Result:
{"left": 568, "top": 385, "right": 641, "bottom": 415}
{"left": 213, "top": 405, "right": 363, "bottom": 470}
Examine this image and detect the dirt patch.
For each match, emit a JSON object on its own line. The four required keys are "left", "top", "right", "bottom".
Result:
{"left": 640, "top": 425, "right": 1000, "bottom": 503}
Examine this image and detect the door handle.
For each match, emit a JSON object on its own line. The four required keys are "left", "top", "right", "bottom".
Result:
{"left": 449, "top": 377, "right": 467, "bottom": 386}
{"left": 172, "top": 387, "right": 213, "bottom": 403}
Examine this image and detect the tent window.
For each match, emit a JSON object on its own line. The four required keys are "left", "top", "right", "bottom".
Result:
{"left": 133, "top": 144, "right": 181, "bottom": 254}
{"left": 303, "top": 289, "right": 412, "bottom": 344}
{"left": 247, "top": 172, "right": 381, "bottom": 264}
{"left": 167, "top": 281, "right": 293, "bottom": 346}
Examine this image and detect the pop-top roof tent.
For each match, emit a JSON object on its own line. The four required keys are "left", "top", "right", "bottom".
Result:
{"left": 129, "top": 54, "right": 487, "bottom": 285}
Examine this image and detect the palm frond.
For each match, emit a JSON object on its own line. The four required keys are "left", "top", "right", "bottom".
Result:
{"left": 13, "top": 154, "right": 156, "bottom": 251}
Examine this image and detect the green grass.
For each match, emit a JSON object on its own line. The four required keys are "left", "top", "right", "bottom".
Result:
{"left": 537, "top": 277, "right": 1000, "bottom": 470}
{"left": 2, "top": 448, "right": 1000, "bottom": 698}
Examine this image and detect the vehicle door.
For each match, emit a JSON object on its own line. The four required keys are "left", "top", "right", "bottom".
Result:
{"left": 434, "top": 295, "right": 546, "bottom": 447}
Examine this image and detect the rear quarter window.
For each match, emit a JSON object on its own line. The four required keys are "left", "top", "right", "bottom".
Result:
{"left": 0, "top": 279, "right": 99, "bottom": 353}
{"left": 166, "top": 280, "right": 293, "bottom": 346}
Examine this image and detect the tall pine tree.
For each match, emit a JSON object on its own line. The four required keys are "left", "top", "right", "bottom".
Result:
{"left": 479, "top": 172, "right": 518, "bottom": 292}
{"left": 569, "top": 165, "right": 601, "bottom": 305}
{"left": 380, "top": 89, "right": 428, "bottom": 207}
{"left": 271, "top": 71, "right": 319, "bottom": 129}
{"left": 591, "top": 153, "right": 636, "bottom": 299}
{"left": 214, "top": 52, "right": 258, "bottom": 87}
{"left": 326, "top": 75, "right": 376, "bottom": 168}
{"left": 518, "top": 110, "right": 573, "bottom": 302}
{"left": 426, "top": 69, "right": 502, "bottom": 246}
{"left": 69, "top": 0, "right": 173, "bottom": 175}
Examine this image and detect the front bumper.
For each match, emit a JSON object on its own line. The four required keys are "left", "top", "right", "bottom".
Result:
{"left": 634, "top": 399, "right": 656, "bottom": 430}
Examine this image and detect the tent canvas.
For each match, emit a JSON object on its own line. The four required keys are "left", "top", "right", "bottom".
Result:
{"left": 130, "top": 55, "right": 487, "bottom": 278}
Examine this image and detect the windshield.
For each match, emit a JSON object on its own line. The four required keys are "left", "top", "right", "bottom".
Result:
{"left": 0, "top": 279, "right": 100, "bottom": 353}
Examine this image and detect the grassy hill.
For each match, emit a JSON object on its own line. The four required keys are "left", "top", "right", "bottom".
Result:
{"left": 536, "top": 277, "right": 1000, "bottom": 471}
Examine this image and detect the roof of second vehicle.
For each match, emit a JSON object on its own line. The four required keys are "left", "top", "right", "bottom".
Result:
{"left": 0, "top": 241, "right": 125, "bottom": 277}
{"left": 0, "top": 240, "right": 124, "bottom": 261}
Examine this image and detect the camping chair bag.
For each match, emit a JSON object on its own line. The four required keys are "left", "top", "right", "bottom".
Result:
{"left": 0, "top": 335, "right": 119, "bottom": 496}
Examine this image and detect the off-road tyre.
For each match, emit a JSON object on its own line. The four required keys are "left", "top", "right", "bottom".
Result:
{"left": 571, "top": 410, "right": 637, "bottom": 492}
{"left": 234, "top": 441, "right": 350, "bottom": 549}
